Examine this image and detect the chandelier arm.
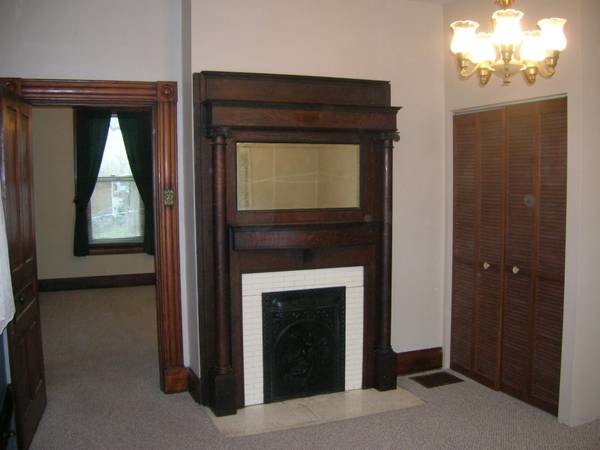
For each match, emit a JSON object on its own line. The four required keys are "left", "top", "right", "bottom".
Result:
{"left": 536, "top": 62, "right": 557, "bottom": 79}
{"left": 457, "top": 60, "right": 480, "bottom": 79}
{"left": 495, "top": 0, "right": 515, "bottom": 8}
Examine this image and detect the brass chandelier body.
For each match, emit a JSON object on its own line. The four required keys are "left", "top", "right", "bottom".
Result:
{"left": 450, "top": 0, "right": 567, "bottom": 86}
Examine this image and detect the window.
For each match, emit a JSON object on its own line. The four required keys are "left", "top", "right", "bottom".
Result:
{"left": 89, "top": 116, "right": 144, "bottom": 247}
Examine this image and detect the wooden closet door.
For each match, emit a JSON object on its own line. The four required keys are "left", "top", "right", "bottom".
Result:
{"left": 473, "top": 110, "right": 505, "bottom": 387}
{"left": 531, "top": 98, "right": 566, "bottom": 413}
{"left": 451, "top": 109, "right": 504, "bottom": 388}
{"left": 502, "top": 102, "right": 537, "bottom": 402}
{"left": 502, "top": 98, "right": 566, "bottom": 415}
{"left": 451, "top": 114, "right": 478, "bottom": 374}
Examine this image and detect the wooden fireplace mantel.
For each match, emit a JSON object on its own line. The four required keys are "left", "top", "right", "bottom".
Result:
{"left": 193, "top": 71, "right": 401, "bottom": 416}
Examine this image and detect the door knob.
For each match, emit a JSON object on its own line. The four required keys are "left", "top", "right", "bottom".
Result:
{"left": 512, "top": 265, "right": 520, "bottom": 275}
{"left": 482, "top": 261, "right": 491, "bottom": 270}
{"left": 17, "top": 294, "right": 25, "bottom": 304}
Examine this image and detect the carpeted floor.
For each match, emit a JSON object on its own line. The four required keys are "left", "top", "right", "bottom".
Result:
{"left": 31, "top": 286, "right": 600, "bottom": 449}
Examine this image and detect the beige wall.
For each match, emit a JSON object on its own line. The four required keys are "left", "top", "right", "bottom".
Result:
{"left": 190, "top": 0, "right": 447, "bottom": 354}
{"left": 31, "top": 107, "right": 155, "bottom": 279}
{"left": 443, "top": 0, "right": 600, "bottom": 426}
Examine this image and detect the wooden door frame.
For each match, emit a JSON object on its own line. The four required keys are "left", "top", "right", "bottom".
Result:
{"left": 0, "top": 78, "right": 187, "bottom": 393}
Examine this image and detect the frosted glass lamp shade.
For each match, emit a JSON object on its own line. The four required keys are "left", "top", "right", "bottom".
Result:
{"left": 538, "top": 18, "right": 567, "bottom": 52}
{"left": 492, "top": 9, "right": 524, "bottom": 46}
{"left": 521, "top": 30, "right": 546, "bottom": 62}
{"left": 450, "top": 20, "right": 479, "bottom": 54}
{"left": 471, "top": 32, "right": 496, "bottom": 64}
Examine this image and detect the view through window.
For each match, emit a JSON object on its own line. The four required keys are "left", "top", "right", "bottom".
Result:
{"left": 89, "top": 116, "right": 144, "bottom": 243}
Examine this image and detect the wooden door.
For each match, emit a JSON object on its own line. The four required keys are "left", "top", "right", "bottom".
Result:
{"left": 502, "top": 98, "right": 566, "bottom": 415}
{"left": 452, "top": 98, "right": 566, "bottom": 415}
{"left": 473, "top": 109, "right": 505, "bottom": 388}
{"left": 451, "top": 109, "right": 505, "bottom": 389}
{"left": 0, "top": 88, "right": 46, "bottom": 449}
{"left": 450, "top": 113, "right": 478, "bottom": 375}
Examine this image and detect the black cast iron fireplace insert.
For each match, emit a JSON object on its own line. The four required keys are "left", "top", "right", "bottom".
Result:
{"left": 262, "top": 287, "right": 346, "bottom": 403}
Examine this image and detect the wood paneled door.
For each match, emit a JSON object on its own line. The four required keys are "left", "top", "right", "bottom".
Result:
{"left": 451, "top": 97, "right": 567, "bottom": 415}
{"left": 0, "top": 88, "right": 46, "bottom": 449}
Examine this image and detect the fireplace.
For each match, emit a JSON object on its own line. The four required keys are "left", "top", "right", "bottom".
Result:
{"left": 242, "top": 267, "right": 364, "bottom": 407}
{"left": 262, "top": 287, "right": 345, "bottom": 403}
{"left": 195, "top": 71, "right": 400, "bottom": 416}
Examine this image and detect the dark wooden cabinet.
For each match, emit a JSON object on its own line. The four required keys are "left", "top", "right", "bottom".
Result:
{"left": 0, "top": 88, "right": 46, "bottom": 449}
{"left": 451, "top": 98, "right": 567, "bottom": 415}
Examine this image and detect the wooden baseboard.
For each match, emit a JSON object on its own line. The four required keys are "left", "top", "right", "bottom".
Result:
{"left": 188, "top": 369, "right": 202, "bottom": 404}
{"left": 37, "top": 273, "right": 156, "bottom": 291}
{"left": 396, "top": 347, "right": 443, "bottom": 375}
{"left": 163, "top": 367, "right": 189, "bottom": 394}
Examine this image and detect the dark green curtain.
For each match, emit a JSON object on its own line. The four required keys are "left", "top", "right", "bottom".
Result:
{"left": 73, "top": 109, "right": 111, "bottom": 256}
{"left": 118, "top": 111, "right": 154, "bottom": 255}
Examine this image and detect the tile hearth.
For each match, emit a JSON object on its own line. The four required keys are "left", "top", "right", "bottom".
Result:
{"left": 206, "top": 388, "right": 424, "bottom": 437}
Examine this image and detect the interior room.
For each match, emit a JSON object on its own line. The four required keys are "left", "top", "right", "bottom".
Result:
{"left": 0, "top": 0, "right": 599, "bottom": 448}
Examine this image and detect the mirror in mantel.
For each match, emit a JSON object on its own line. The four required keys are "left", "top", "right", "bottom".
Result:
{"left": 236, "top": 142, "right": 360, "bottom": 211}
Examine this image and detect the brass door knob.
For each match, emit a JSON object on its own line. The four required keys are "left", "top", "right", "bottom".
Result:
{"left": 482, "top": 261, "right": 491, "bottom": 270}
{"left": 512, "top": 265, "right": 520, "bottom": 275}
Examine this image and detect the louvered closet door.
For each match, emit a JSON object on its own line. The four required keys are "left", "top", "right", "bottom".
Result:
{"left": 452, "top": 98, "right": 566, "bottom": 416}
{"left": 502, "top": 98, "right": 566, "bottom": 415}
{"left": 451, "top": 114, "right": 477, "bottom": 374}
{"left": 451, "top": 110, "right": 505, "bottom": 387}
{"left": 473, "top": 110, "right": 505, "bottom": 387}
{"left": 531, "top": 98, "right": 566, "bottom": 414}
{"left": 502, "top": 102, "right": 537, "bottom": 403}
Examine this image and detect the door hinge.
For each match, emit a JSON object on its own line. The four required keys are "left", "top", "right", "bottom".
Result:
{"left": 163, "top": 188, "right": 175, "bottom": 207}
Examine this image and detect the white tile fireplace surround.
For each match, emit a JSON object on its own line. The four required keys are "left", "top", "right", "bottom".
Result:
{"left": 241, "top": 266, "right": 364, "bottom": 406}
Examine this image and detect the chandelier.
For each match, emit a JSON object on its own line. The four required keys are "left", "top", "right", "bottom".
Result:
{"left": 450, "top": 0, "right": 567, "bottom": 86}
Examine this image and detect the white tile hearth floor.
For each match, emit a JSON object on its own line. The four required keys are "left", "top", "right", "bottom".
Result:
{"left": 206, "top": 388, "right": 424, "bottom": 437}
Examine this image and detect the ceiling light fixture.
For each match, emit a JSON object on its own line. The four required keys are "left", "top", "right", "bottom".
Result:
{"left": 450, "top": 0, "right": 567, "bottom": 86}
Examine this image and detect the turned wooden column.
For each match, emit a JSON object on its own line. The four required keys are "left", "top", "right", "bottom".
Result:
{"left": 210, "top": 128, "right": 236, "bottom": 416}
{"left": 375, "top": 132, "right": 399, "bottom": 391}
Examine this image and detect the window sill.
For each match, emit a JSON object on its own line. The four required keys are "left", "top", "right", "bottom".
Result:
{"left": 88, "top": 242, "right": 145, "bottom": 255}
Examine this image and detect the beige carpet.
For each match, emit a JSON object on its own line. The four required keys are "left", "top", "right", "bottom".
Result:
{"left": 31, "top": 286, "right": 600, "bottom": 449}
{"left": 207, "top": 388, "right": 424, "bottom": 437}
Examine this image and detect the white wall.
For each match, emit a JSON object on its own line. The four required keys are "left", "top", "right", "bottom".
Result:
{"left": 181, "top": 0, "right": 200, "bottom": 375}
{"left": 31, "top": 107, "right": 155, "bottom": 279}
{"left": 443, "top": 0, "right": 600, "bottom": 426}
{"left": 190, "top": 0, "right": 447, "bottom": 353}
{"left": 0, "top": 0, "right": 194, "bottom": 366}
{"left": 569, "top": 0, "right": 600, "bottom": 427}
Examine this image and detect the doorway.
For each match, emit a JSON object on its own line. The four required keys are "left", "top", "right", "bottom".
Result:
{"left": 0, "top": 78, "right": 186, "bottom": 447}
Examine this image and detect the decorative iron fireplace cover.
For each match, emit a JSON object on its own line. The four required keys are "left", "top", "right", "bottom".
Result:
{"left": 262, "top": 287, "right": 346, "bottom": 403}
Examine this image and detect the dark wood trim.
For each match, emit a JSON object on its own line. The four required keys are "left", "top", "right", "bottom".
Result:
{"left": 208, "top": 101, "right": 400, "bottom": 131}
{"left": 88, "top": 242, "right": 145, "bottom": 255}
{"left": 232, "top": 224, "right": 379, "bottom": 251}
{"left": 225, "top": 130, "right": 378, "bottom": 227}
{"left": 188, "top": 369, "right": 202, "bottom": 404}
{"left": 396, "top": 347, "right": 443, "bottom": 375}
{"left": 374, "top": 134, "right": 397, "bottom": 391}
{"left": 209, "top": 130, "right": 236, "bottom": 416}
{"left": 0, "top": 77, "right": 185, "bottom": 394}
{"left": 199, "top": 71, "right": 392, "bottom": 106}
{"left": 37, "top": 273, "right": 156, "bottom": 291}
